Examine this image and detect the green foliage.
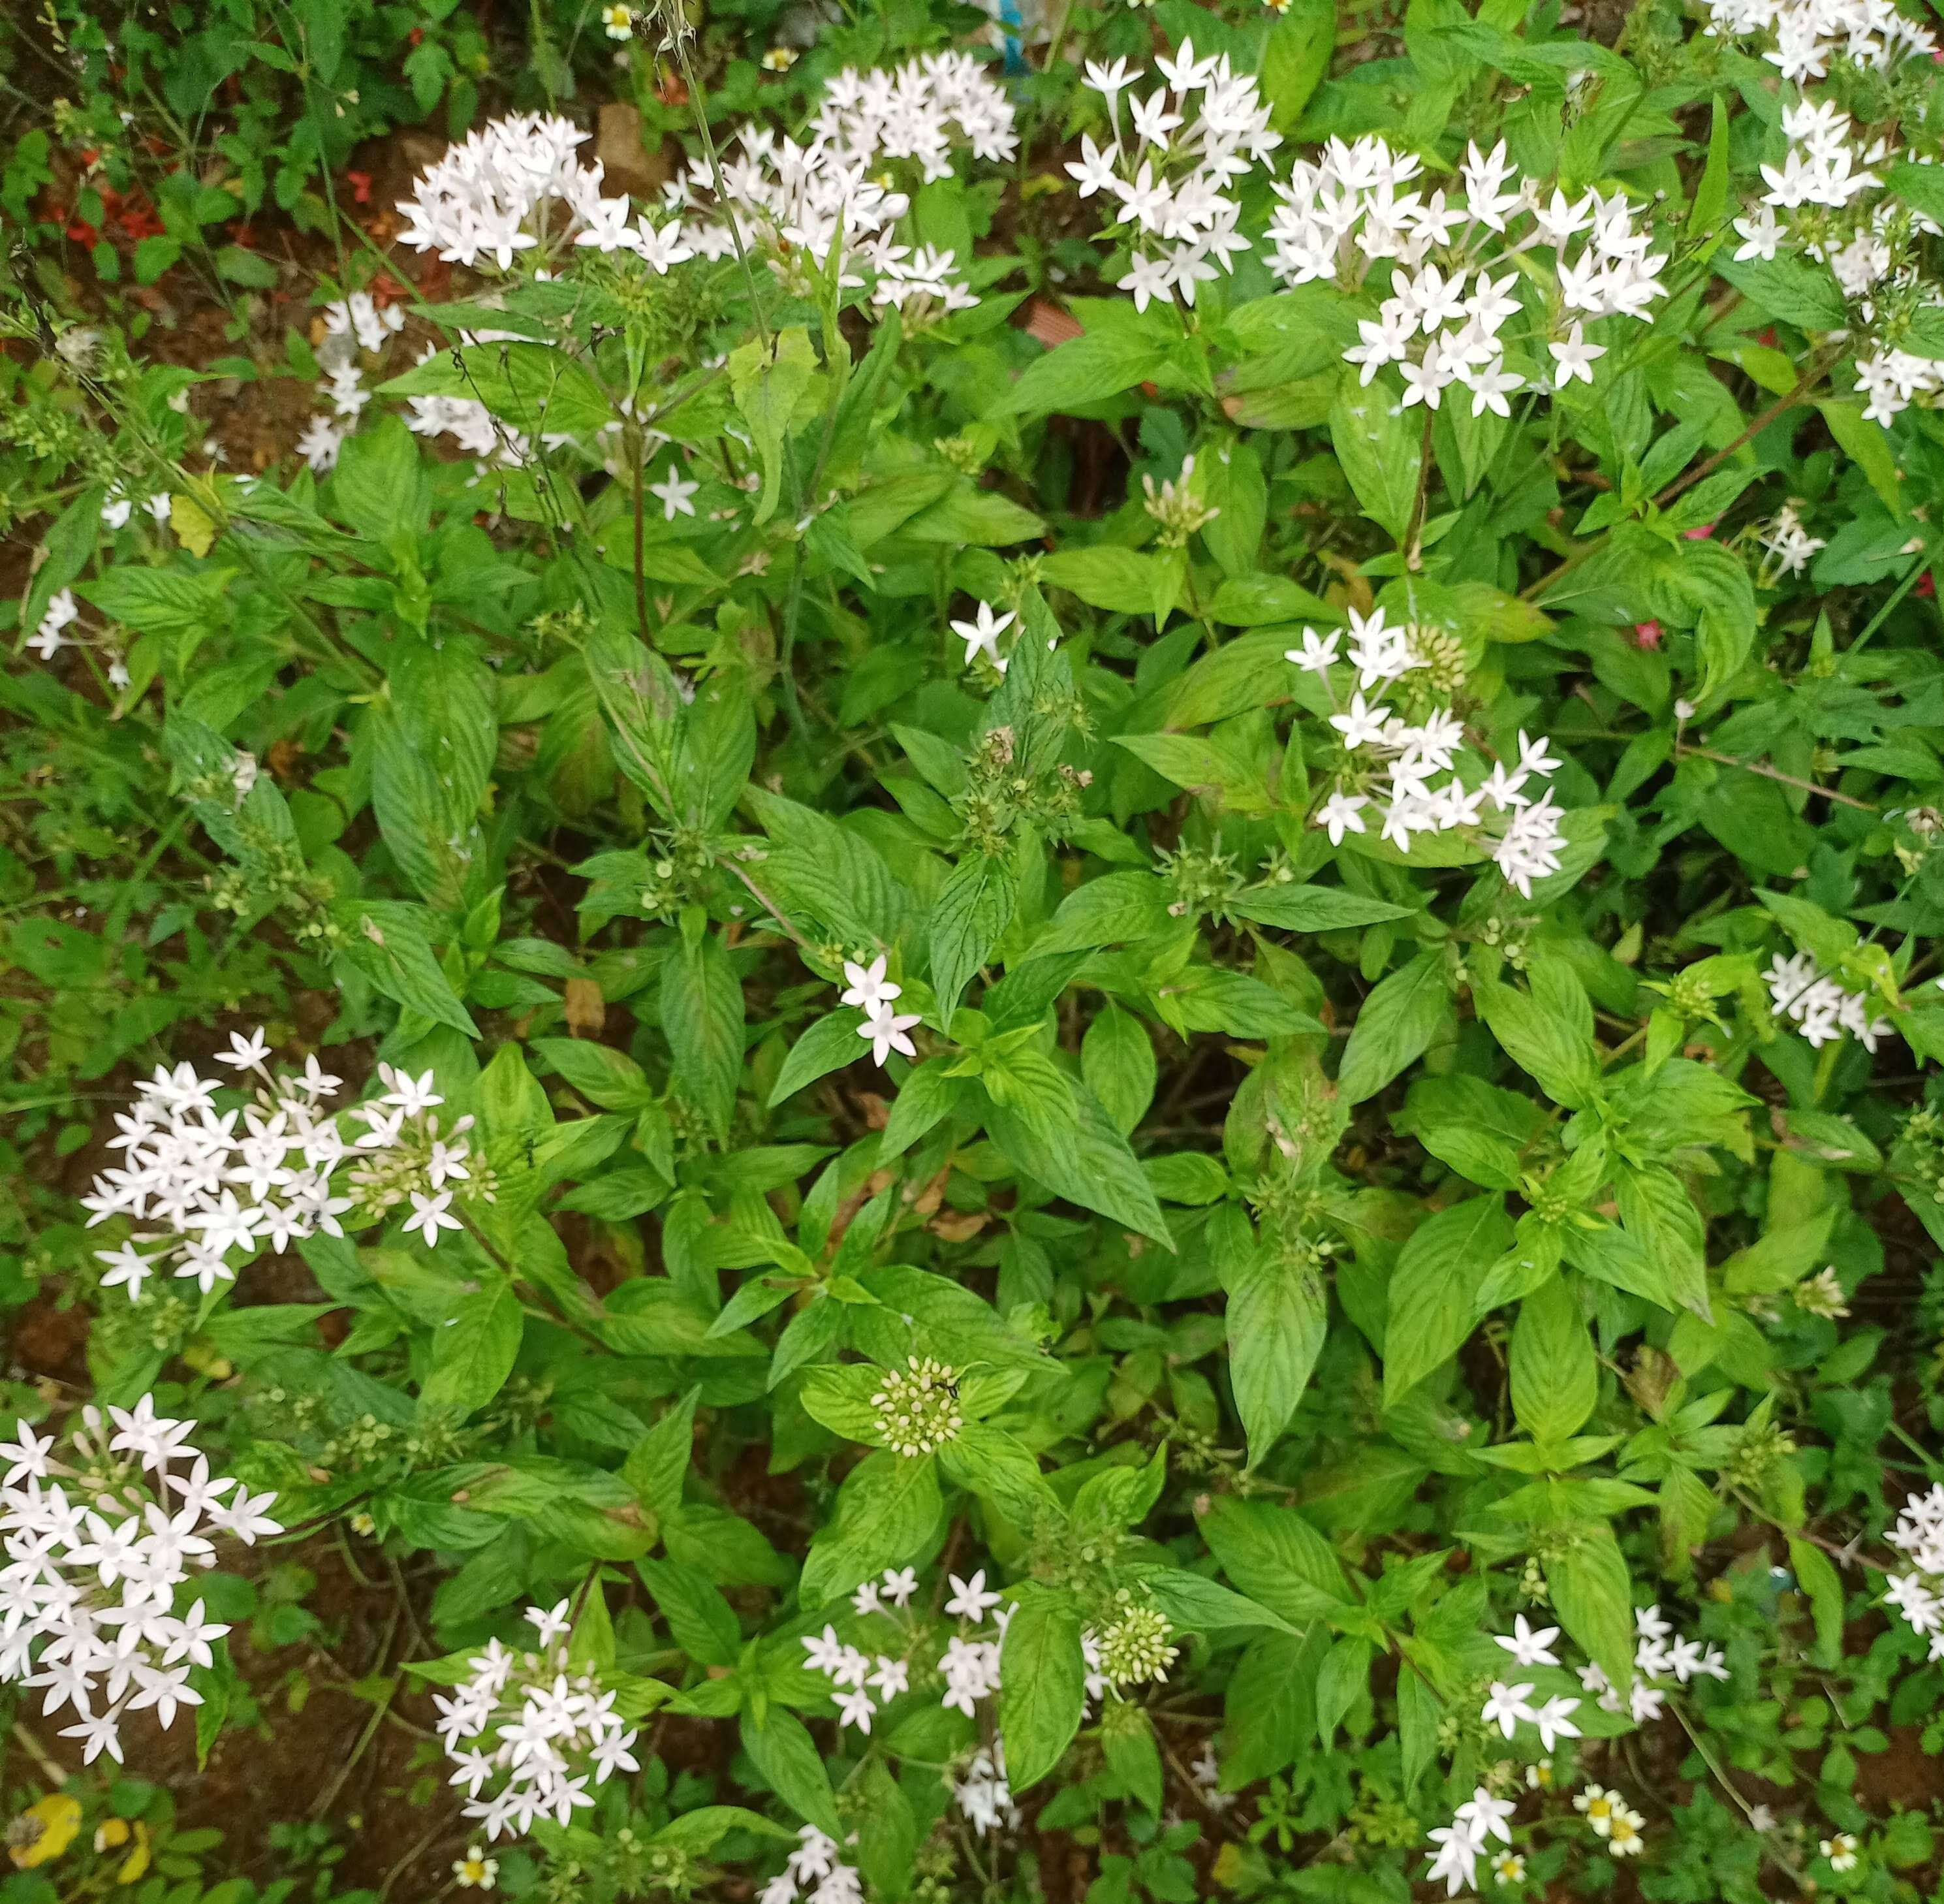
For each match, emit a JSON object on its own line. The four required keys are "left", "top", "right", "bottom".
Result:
{"left": 5, "top": 0, "right": 1944, "bottom": 1897}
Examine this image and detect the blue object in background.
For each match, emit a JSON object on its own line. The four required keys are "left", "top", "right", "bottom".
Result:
{"left": 996, "top": 0, "right": 1027, "bottom": 73}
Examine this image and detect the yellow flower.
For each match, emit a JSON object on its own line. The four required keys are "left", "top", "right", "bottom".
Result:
{"left": 1574, "top": 1784, "right": 1616, "bottom": 1835}
{"left": 602, "top": 5, "right": 633, "bottom": 39}
{"left": 95, "top": 1820, "right": 131, "bottom": 1852}
{"left": 8, "top": 1794, "right": 83, "bottom": 1869}
{"left": 453, "top": 1848, "right": 499, "bottom": 1890}
{"left": 1821, "top": 1832, "right": 1860, "bottom": 1873}
{"left": 1493, "top": 1852, "right": 1526, "bottom": 1882}
{"left": 1607, "top": 1808, "right": 1645, "bottom": 1858}
{"left": 760, "top": 46, "right": 798, "bottom": 70}
{"left": 116, "top": 1824, "right": 151, "bottom": 1884}
{"left": 1526, "top": 1756, "right": 1554, "bottom": 1790}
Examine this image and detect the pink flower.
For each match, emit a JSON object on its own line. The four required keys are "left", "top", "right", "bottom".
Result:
{"left": 1633, "top": 620, "right": 1662, "bottom": 650}
{"left": 1684, "top": 524, "right": 1715, "bottom": 540}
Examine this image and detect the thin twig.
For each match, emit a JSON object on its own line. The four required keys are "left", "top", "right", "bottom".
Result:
{"left": 1675, "top": 743, "right": 1876, "bottom": 812}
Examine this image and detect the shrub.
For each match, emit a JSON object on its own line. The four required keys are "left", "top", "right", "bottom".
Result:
{"left": 4, "top": 0, "right": 1944, "bottom": 1896}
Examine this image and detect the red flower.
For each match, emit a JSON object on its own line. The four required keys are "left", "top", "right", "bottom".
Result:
{"left": 347, "top": 170, "right": 373, "bottom": 204}
{"left": 1633, "top": 620, "right": 1663, "bottom": 650}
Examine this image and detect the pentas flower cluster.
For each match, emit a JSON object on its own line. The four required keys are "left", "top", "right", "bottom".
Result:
{"left": 869, "top": 1357, "right": 964, "bottom": 1456}
{"left": 1576, "top": 1603, "right": 1730, "bottom": 1723}
{"left": 1736, "top": 97, "right": 1944, "bottom": 424}
{"left": 839, "top": 955, "right": 922, "bottom": 1070}
{"left": 956, "top": 1744, "right": 1020, "bottom": 1837}
{"left": 1764, "top": 949, "right": 1896, "bottom": 1050}
{"left": 1085, "top": 1598, "right": 1180, "bottom": 1690}
{"left": 797, "top": 1566, "right": 1020, "bottom": 1837}
{"left": 101, "top": 486, "right": 173, "bottom": 533}
{"left": 27, "top": 587, "right": 138, "bottom": 692}
{"left": 803, "top": 52, "right": 1018, "bottom": 182}
{"left": 665, "top": 54, "right": 1011, "bottom": 319}
{"left": 435, "top": 1600, "right": 643, "bottom": 1840}
{"left": 0, "top": 1401, "right": 281, "bottom": 1767}
{"left": 1424, "top": 1608, "right": 1725, "bottom": 1890}
{"left": 800, "top": 1566, "right": 924, "bottom": 1736}
{"left": 81, "top": 1033, "right": 485, "bottom": 1301}
{"left": 667, "top": 130, "right": 974, "bottom": 321}
{"left": 1758, "top": 501, "right": 1828, "bottom": 577}
{"left": 29, "top": 587, "right": 79, "bottom": 661}
{"left": 1065, "top": 42, "right": 1281, "bottom": 311}
{"left": 1425, "top": 1786, "right": 1521, "bottom": 1895}
{"left": 757, "top": 1826, "right": 864, "bottom": 1904}
{"left": 1289, "top": 607, "right": 1568, "bottom": 896}
{"left": 1882, "top": 1482, "right": 1944, "bottom": 1657}
{"left": 398, "top": 113, "right": 619, "bottom": 272}
{"left": 1268, "top": 136, "right": 1668, "bottom": 410}
{"left": 1479, "top": 1615, "right": 1586, "bottom": 1749}
{"left": 296, "top": 293, "right": 408, "bottom": 473}
{"left": 1701, "top": 0, "right": 1935, "bottom": 84}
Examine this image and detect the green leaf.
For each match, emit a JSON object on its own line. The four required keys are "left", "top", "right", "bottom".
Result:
{"left": 420, "top": 1282, "right": 524, "bottom": 1418}
{"left": 986, "top": 1083, "right": 1175, "bottom": 1248}
{"left": 937, "top": 1421, "right": 1055, "bottom": 1524}
{"left": 1221, "top": 1226, "right": 1326, "bottom": 1468}
{"left": 1330, "top": 377, "right": 1422, "bottom": 543}
{"left": 1382, "top": 1196, "right": 1515, "bottom": 1406}
{"left": 1397, "top": 1664, "right": 1441, "bottom": 1795}
{"left": 1225, "top": 1630, "right": 1322, "bottom": 1785}
{"left": 1316, "top": 1634, "right": 1372, "bottom": 1742}
{"left": 1031, "top": 872, "right": 1172, "bottom": 957}
{"left": 621, "top": 1389, "right": 699, "bottom": 1519}
{"left": 381, "top": 341, "right": 616, "bottom": 439}
{"left": 996, "top": 326, "right": 1172, "bottom": 418}
{"left": 879, "top": 1057, "right": 971, "bottom": 1160}
{"left": 1510, "top": 1276, "right": 1597, "bottom": 1442}
{"left": 1688, "top": 97, "right": 1729, "bottom": 233}
{"left": 1262, "top": 0, "right": 1337, "bottom": 131}
{"left": 1140, "top": 1567, "right": 1300, "bottom": 1637}
{"left": 1200, "top": 1497, "right": 1352, "bottom": 1623}
{"left": 1888, "top": 159, "right": 1944, "bottom": 229}
{"left": 1083, "top": 1006, "right": 1157, "bottom": 1135}
{"left": 1040, "top": 547, "right": 1165, "bottom": 614}
{"left": 663, "top": 932, "right": 744, "bottom": 1137}
{"left": 1336, "top": 951, "right": 1447, "bottom": 1103}
{"left": 768, "top": 1010, "right": 867, "bottom": 1106}
{"left": 798, "top": 1451, "right": 943, "bottom": 1605}
{"left": 369, "top": 637, "right": 494, "bottom": 912}
{"left": 729, "top": 327, "right": 818, "bottom": 525}
{"left": 332, "top": 900, "right": 479, "bottom": 1036}
{"left": 1546, "top": 1525, "right": 1635, "bottom": 1695}
{"left": 1787, "top": 1536, "right": 1844, "bottom": 1668}
{"left": 83, "top": 563, "right": 236, "bottom": 637}
{"left": 1714, "top": 252, "right": 1848, "bottom": 331}
{"left": 1113, "top": 733, "right": 1272, "bottom": 813}
{"left": 854, "top": 1760, "right": 920, "bottom": 1901}
{"left": 740, "top": 1708, "right": 843, "bottom": 1837}
{"left": 930, "top": 855, "right": 1016, "bottom": 1020}
{"left": 640, "top": 1556, "right": 740, "bottom": 1667}
{"left": 997, "top": 1583, "right": 1088, "bottom": 1790}
{"left": 1231, "top": 885, "right": 1415, "bottom": 932}
{"left": 330, "top": 413, "right": 428, "bottom": 544}
{"left": 1612, "top": 1164, "right": 1712, "bottom": 1322}
{"left": 1473, "top": 959, "right": 1601, "bottom": 1109}
{"left": 532, "top": 1038, "right": 657, "bottom": 1111}
{"left": 798, "top": 1363, "right": 892, "bottom": 1444}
